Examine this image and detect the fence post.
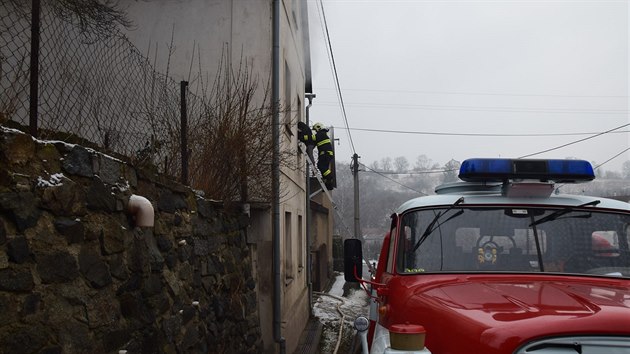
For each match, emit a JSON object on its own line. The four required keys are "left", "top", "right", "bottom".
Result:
{"left": 180, "top": 81, "right": 189, "bottom": 185}
{"left": 29, "top": 0, "right": 40, "bottom": 137}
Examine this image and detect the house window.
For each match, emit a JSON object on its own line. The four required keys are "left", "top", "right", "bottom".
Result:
{"left": 296, "top": 95, "right": 303, "bottom": 166}
{"left": 298, "top": 214, "right": 304, "bottom": 271}
{"left": 285, "top": 211, "right": 294, "bottom": 282}
{"left": 284, "top": 62, "right": 293, "bottom": 135}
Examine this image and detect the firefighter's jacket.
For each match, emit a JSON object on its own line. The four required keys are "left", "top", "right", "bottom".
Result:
{"left": 300, "top": 129, "right": 333, "bottom": 156}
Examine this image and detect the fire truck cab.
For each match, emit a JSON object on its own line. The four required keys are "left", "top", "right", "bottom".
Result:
{"left": 345, "top": 158, "right": 630, "bottom": 354}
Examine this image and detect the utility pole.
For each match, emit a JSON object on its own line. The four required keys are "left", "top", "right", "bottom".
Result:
{"left": 352, "top": 153, "right": 361, "bottom": 239}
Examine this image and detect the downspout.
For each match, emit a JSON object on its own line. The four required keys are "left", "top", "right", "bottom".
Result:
{"left": 127, "top": 194, "right": 155, "bottom": 227}
{"left": 304, "top": 93, "right": 316, "bottom": 313}
{"left": 272, "top": 0, "right": 285, "bottom": 353}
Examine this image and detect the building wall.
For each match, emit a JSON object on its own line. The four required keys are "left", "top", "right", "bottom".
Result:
{"left": 247, "top": 205, "right": 273, "bottom": 353}
{"left": 310, "top": 181, "right": 334, "bottom": 292}
{"left": 120, "top": 1, "right": 311, "bottom": 353}
{"left": 121, "top": 0, "right": 272, "bottom": 84}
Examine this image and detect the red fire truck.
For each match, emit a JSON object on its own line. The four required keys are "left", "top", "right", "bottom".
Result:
{"left": 344, "top": 158, "right": 630, "bottom": 354}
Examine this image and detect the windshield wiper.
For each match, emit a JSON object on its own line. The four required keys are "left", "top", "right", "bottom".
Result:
{"left": 529, "top": 200, "right": 600, "bottom": 227}
{"left": 412, "top": 197, "right": 465, "bottom": 252}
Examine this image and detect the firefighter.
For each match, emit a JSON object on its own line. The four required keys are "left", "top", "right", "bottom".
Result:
{"left": 299, "top": 122, "right": 334, "bottom": 190}
{"left": 297, "top": 121, "right": 315, "bottom": 164}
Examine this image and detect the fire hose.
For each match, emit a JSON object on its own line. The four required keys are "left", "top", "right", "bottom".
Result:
{"left": 313, "top": 292, "right": 347, "bottom": 354}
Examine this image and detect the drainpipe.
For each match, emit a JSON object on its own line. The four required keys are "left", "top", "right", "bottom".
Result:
{"left": 272, "top": 0, "right": 285, "bottom": 353}
{"left": 127, "top": 194, "right": 155, "bottom": 227}
{"left": 304, "top": 93, "right": 315, "bottom": 313}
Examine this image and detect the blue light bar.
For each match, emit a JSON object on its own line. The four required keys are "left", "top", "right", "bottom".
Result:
{"left": 459, "top": 158, "right": 595, "bottom": 183}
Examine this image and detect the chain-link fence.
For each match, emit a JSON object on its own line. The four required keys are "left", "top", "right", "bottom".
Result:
{"left": 0, "top": 0, "right": 207, "bottom": 181}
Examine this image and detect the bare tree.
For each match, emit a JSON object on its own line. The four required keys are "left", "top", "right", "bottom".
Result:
{"left": 413, "top": 154, "right": 438, "bottom": 171}
{"left": 623, "top": 161, "right": 630, "bottom": 180}
{"left": 380, "top": 157, "right": 392, "bottom": 172}
{"left": 393, "top": 156, "right": 409, "bottom": 173}
{"left": 9, "top": 0, "right": 131, "bottom": 37}
{"left": 187, "top": 53, "right": 292, "bottom": 203}
{"left": 442, "top": 159, "right": 460, "bottom": 183}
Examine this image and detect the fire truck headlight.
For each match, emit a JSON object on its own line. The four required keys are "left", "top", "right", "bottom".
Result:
{"left": 354, "top": 316, "right": 369, "bottom": 332}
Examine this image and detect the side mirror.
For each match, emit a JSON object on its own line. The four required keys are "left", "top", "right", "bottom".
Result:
{"left": 344, "top": 238, "right": 363, "bottom": 282}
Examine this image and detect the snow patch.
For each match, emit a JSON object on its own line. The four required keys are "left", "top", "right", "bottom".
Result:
{"left": 328, "top": 273, "right": 345, "bottom": 297}
{"left": 115, "top": 179, "right": 131, "bottom": 192}
{"left": 313, "top": 272, "right": 370, "bottom": 352}
{"left": 1, "top": 125, "right": 124, "bottom": 163}
{"left": 37, "top": 173, "right": 65, "bottom": 187}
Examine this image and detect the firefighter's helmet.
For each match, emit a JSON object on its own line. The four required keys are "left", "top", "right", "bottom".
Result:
{"left": 312, "top": 122, "right": 325, "bottom": 132}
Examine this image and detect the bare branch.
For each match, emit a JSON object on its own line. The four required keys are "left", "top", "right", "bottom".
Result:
{"left": 50, "top": 0, "right": 132, "bottom": 40}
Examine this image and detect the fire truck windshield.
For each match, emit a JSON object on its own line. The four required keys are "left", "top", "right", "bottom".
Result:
{"left": 396, "top": 207, "right": 630, "bottom": 277}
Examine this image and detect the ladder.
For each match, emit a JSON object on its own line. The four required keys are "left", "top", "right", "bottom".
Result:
{"left": 300, "top": 143, "right": 375, "bottom": 275}
{"left": 299, "top": 142, "right": 336, "bottom": 208}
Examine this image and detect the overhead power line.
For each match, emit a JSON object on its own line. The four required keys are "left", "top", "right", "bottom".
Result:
{"left": 337, "top": 123, "right": 628, "bottom": 170}
{"left": 363, "top": 169, "right": 457, "bottom": 175}
{"left": 593, "top": 147, "right": 630, "bottom": 170}
{"left": 316, "top": 87, "right": 628, "bottom": 99}
{"left": 358, "top": 122, "right": 629, "bottom": 188}
{"left": 316, "top": 101, "right": 628, "bottom": 115}
{"left": 361, "top": 163, "right": 428, "bottom": 195}
{"left": 333, "top": 126, "right": 630, "bottom": 137}
{"left": 316, "top": 0, "right": 356, "bottom": 154}
{"left": 518, "top": 123, "right": 630, "bottom": 159}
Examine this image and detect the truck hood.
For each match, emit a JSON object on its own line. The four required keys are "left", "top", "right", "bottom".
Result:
{"left": 396, "top": 276, "right": 630, "bottom": 353}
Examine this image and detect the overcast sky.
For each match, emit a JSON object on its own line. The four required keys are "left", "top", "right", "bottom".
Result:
{"left": 307, "top": 0, "right": 629, "bottom": 173}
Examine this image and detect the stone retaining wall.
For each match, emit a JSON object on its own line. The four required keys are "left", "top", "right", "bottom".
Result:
{"left": 0, "top": 127, "right": 261, "bottom": 353}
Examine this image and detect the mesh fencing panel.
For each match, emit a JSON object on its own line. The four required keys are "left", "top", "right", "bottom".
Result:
{"left": 0, "top": 1, "right": 208, "bottom": 180}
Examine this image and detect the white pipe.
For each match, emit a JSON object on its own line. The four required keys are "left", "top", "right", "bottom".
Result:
{"left": 358, "top": 330, "right": 369, "bottom": 354}
{"left": 127, "top": 194, "right": 154, "bottom": 227}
